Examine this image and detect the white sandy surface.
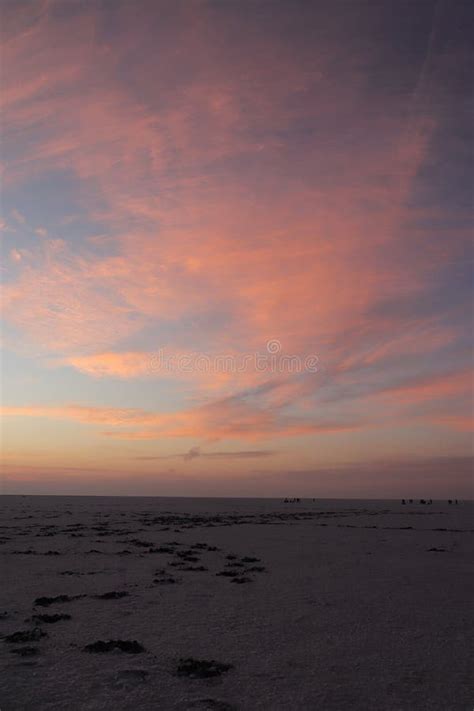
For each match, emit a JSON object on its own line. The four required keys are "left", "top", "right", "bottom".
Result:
{"left": 0, "top": 496, "right": 472, "bottom": 710}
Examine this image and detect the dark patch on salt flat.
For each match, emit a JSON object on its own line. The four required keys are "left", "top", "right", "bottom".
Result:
{"left": 176, "top": 700, "right": 237, "bottom": 710}
{"left": 34, "top": 594, "right": 85, "bottom": 607}
{"left": 153, "top": 577, "right": 179, "bottom": 585}
{"left": 5, "top": 627, "right": 47, "bottom": 643}
{"left": 149, "top": 545, "right": 176, "bottom": 553}
{"left": 176, "top": 658, "right": 233, "bottom": 679}
{"left": 216, "top": 570, "right": 239, "bottom": 578}
{"left": 32, "top": 613, "right": 71, "bottom": 623}
{"left": 176, "top": 551, "right": 200, "bottom": 562}
{"left": 83, "top": 639, "right": 145, "bottom": 654}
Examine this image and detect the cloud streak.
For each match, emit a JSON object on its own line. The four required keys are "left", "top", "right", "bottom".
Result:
{"left": 134, "top": 448, "right": 276, "bottom": 462}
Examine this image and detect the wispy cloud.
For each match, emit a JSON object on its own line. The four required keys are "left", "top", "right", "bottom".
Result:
{"left": 1, "top": 387, "right": 366, "bottom": 442}
{"left": 135, "top": 447, "right": 276, "bottom": 461}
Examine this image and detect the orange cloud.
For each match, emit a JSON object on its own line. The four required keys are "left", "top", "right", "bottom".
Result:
{"left": 428, "top": 415, "right": 473, "bottom": 432}
{"left": 1, "top": 391, "right": 364, "bottom": 442}
{"left": 65, "top": 352, "right": 154, "bottom": 378}
{"left": 376, "top": 369, "right": 473, "bottom": 405}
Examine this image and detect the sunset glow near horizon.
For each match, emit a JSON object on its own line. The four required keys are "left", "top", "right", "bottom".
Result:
{"left": 1, "top": 0, "right": 472, "bottom": 497}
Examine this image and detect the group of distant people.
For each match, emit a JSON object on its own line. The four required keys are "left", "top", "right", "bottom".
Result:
{"left": 282, "top": 497, "right": 460, "bottom": 505}
{"left": 401, "top": 498, "right": 459, "bottom": 505}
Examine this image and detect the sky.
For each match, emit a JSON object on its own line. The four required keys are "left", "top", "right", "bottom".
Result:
{"left": 1, "top": 0, "right": 472, "bottom": 497}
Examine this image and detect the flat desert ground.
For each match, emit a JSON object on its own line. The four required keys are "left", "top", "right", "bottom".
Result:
{"left": 0, "top": 496, "right": 472, "bottom": 711}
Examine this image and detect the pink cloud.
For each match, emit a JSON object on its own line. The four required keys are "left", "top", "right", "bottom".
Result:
{"left": 2, "top": 1, "right": 441, "bottom": 364}
{"left": 376, "top": 369, "right": 473, "bottom": 405}
{"left": 64, "top": 352, "right": 154, "bottom": 379}
{"left": 1, "top": 385, "right": 365, "bottom": 442}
